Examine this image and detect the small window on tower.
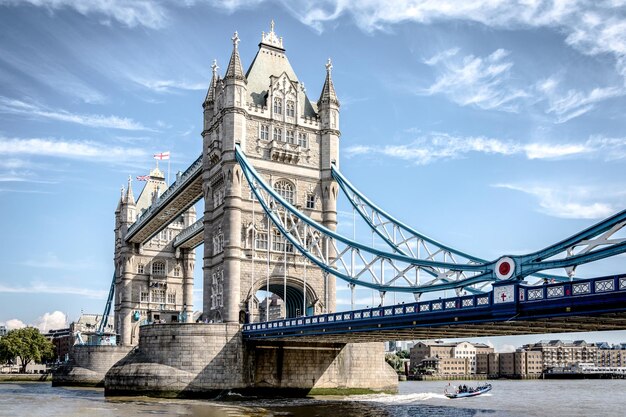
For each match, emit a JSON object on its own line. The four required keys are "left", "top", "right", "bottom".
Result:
{"left": 306, "top": 194, "right": 315, "bottom": 209}
{"left": 286, "top": 130, "right": 295, "bottom": 144}
{"left": 273, "top": 127, "right": 282, "bottom": 142}
{"left": 152, "top": 261, "right": 166, "bottom": 276}
{"left": 255, "top": 232, "right": 268, "bottom": 250}
{"left": 137, "top": 264, "right": 144, "bottom": 274}
{"left": 298, "top": 132, "right": 308, "bottom": 148}
{"left": 286, "top": 100, "right": 295, "bottom": 117}
{"left": 260, "top": 124, "right": 269, "bottom": 140}
{"left": 174, "top": 266, "right": 181, "bottom": 277}
{"left": 273, "top": 97, "right": 282, "bottom": 114}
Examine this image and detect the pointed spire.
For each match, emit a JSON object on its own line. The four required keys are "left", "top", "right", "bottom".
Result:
{"left": 203, "top": 59, "right": 219, "bottom": 108}
{"left": 318, "top": 58, "right": 339, "bottom": 107}
{"left": 125, "top": 175, "right": 135, "bottom": 205}
{"left": 224, "top": 31, "right": 246, "bottom": 81}
{"left": 117, "top": 185, "right": 124, "bottom": 209}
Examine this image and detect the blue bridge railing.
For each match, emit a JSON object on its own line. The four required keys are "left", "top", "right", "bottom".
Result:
{"left": 243, "top": 274, "right": 626, "bottom": 338}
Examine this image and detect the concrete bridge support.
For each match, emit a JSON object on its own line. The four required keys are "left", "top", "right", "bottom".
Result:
{"left": 52, "top": 345, "right": 132, "bottom": 387}
{"left": 104, "top": 323, "right": 397, "bottom": 397}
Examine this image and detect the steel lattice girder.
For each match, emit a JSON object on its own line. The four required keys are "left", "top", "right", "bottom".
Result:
{"left": 236, "top": 145, "right": 626, "bottom": 293}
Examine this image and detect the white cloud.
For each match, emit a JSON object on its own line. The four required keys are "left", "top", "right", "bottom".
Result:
{"left": 493, "top": 183, "right": 617, "bottom": 219}
{"left": 423, "top": 47, "right": 460, "bottom": 66}
{"left": 0, "top": 0, "right": 168, "bottom": 29}
{"left": 21, "top": 253, "right": 94, "bottom": 270}
{"left": 0, "top": 97, "right": 153, "bottom": 131}
{"left": 421, "top": 49, "right": 528, "bottom": 112}
{"left": 345, "top": 133, "right": 626, "bottom": 165}
{"left": 1, "top": 311, "right": 68, "bottom": 332}
{"left": 543, "top": 86, "right": 625, "bottom": 123}
{"left": 0, "top": 137, "right": 147, "bottom": 162}
{"left": 34, "top": 311, "right": 67, "bottom": 332}
{"left": 3, "top": 319, "right": 26, "bottom": 330}
{"left": 499, "top": 343, "right": 516, "bottom": 353}
{"left": 0, "top": 282, "right": 108, "bottom": 298}
{"left": 269, "top": 1, "right": 626, "bottom": 83}
{"left": 130, "top": 77, "right": 206, "bottom": 93}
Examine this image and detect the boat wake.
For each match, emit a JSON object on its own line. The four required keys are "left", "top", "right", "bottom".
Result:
{"left": 348, "top": 392, "right": 448, "bottom": 404}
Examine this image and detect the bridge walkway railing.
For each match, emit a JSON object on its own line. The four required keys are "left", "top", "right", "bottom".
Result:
{"left": 242, "top": 274, "right": 626, "bottom": 339}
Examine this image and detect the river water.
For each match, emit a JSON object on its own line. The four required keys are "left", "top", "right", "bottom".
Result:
{"left": 1, "top": 380, "right": 624, "bottom": 417}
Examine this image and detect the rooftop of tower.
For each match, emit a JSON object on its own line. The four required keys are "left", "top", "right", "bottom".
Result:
{"left": 244, "top": 21, "right": 317, "bottom": 117}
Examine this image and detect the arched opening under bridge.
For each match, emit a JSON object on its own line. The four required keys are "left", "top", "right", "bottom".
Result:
{"left": 247, "top": 276, "right": 320, "bottom": 322}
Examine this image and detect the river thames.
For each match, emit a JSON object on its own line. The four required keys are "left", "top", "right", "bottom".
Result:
{"left": 1, "top": 379, "right": 625, "bottom": 417}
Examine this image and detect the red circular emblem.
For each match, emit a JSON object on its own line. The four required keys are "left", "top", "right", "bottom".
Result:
{"left": 498, "top": 262, "right": 511, "bottom": 276}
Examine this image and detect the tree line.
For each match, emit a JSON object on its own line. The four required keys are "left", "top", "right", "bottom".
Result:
{"left": 0, "top": 327, "right": 55, "bottom": 373}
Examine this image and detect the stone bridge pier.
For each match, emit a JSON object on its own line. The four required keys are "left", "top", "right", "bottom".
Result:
{"left": 104, "top": 323, "right": 398, "bottom": 397}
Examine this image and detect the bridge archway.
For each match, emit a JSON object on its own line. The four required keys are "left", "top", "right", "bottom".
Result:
{"left": 247, "top": 276, "right": 320, "bottom": 320}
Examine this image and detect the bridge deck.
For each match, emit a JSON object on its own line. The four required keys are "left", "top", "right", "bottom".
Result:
{"left": 243, "top": 275, "right": 626, "bottom": 342}
{"left": 126, "top": 155, "right": 203, "bottom": 244}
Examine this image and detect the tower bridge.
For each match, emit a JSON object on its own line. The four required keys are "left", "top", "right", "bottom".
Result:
{"left": 58, "top": 22, "right": 626, "bottom": 397}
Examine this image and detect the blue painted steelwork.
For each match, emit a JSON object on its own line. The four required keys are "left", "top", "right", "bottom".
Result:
{"left": 236, "top": 146, "right": 494, "bottom": 294}
{"left": 242, "top": 274, "right": 626, "bottom": 340}
{"left": 332, "top": 165, "right": 566, "bottom": 285}
{"left": 126, "top": 154, "right": 203, "bottom": 242}
{"left": 236, "top": 145, "right": 626, "bottom": 293}
{"left": 96, "top": 273, "right": 115, "bottom": 336}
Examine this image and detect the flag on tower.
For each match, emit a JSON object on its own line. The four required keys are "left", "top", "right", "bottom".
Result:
{"left": 153, "top": 151, "right": 170, "bottom": 160}
{"left": 136, "top": 175, "right": 149, "bottom": 181}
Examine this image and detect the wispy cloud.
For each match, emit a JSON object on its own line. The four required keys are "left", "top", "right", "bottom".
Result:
{"left": 344, "top": 132, "right": 624, "bottom": 165}
{"left": 0, "top": 136, "right": 147, "bottom": 162}
{"left": 493, "top": 183, "right": 618, "bottom": 219}
{"left": 420, "top": 49, "right": 528, "bottom": 112}
{"left": 0, "top": 96, "right": 153, "bottom": 131}
{"left": 423, "top": 47, "right": 460, "bottom": 66}
{"left": 539, "top": 80, "right": 625, "bottom": 123}
{"left": 0, "top": 171, "right": 56, "bottom": 183}
{"left": 269, "top": 1, "right": 626, "bottom": 83}
{"left": 20, "top": 253, "right": 95, "bottom": 270}
{"left": 0, "top": 282, "right": 108, "bottom": 298}
{"left": 0, "top": 0, "right": 168, "bottom": 29}
{"left": 130, "top": 77, "right": 206, "bottom": 93}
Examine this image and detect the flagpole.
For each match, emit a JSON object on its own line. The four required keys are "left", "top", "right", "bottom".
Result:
{"left": 168, "top": 158, "right": 171, "bottom": 186}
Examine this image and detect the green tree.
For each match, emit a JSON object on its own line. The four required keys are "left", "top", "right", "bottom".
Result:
{"left": 396, "top": 349, "right": 410, "bottom": 359}
{"left": 0, "top": 327, "right": 54, "bottom": 373}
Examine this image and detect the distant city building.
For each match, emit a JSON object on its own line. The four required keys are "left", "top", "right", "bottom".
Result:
{"left": 0, "top": 325, "right": 7, "bottom": 337}
{"left": 70, "top": 314, "right": 115, "bottom": 345}
{"left": 595, "top": 342, "right": 626, "bottom": 367}
{"left": 476, "top": 351, "right": 543, "bottom": 378}
{"left": 44, "top": 328, "right": 73, "bottom": 362}
{"left": 523, "top": 340, "right": 598, "bottom": 368}
{"left": 410, "top": 341, "right": 493, "bottom": 376}
{"left": 259, "top": 294, "right": 285, "bottom": 321}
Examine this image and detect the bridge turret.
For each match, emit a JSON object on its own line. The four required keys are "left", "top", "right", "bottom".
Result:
{"left": 203, "top": 59, "right": 219, "bottom": 131}
{"left": 221, "top": 31, "right": 248, "bottom": 153}
{"left": 318, "top": 58, "right": 340, "bottom": 313}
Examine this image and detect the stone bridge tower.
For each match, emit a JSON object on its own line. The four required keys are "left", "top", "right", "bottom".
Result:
{"left": 114, "top": 169, "right": 196, "bottom": 346}
{"left": 201, "top": 23, "right": 340, "bottom": 323}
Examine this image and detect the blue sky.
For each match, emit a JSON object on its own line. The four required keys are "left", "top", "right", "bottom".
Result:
{"left": 1, "top": 0, "right": 626, "bottom": 350}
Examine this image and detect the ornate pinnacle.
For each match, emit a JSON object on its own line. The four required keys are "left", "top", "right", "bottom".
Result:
{"left": 326, "top": 58, "right": 333, "bottom": 75}
{"left": 232, "top": 31, "right": 240, "bottom": 49}
{"left": 211, "top": 59, "right": 219, "bottom": 76}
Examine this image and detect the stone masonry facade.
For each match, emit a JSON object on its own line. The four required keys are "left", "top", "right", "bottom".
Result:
{"left": 201, "top": 23, "right": 340, "bottom": 324}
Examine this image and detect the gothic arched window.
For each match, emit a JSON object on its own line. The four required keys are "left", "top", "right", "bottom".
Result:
{"left": 152, "top": 261, "right": 166, "bottom": 276}
{"left": 286, "top": 100, "right": 295, "bottom": 117}
{"left": 274, "top": 180, "right": 295, "bottom": 205}
{"left": 273, "top": 97, "right": 282, "bottom": 114}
